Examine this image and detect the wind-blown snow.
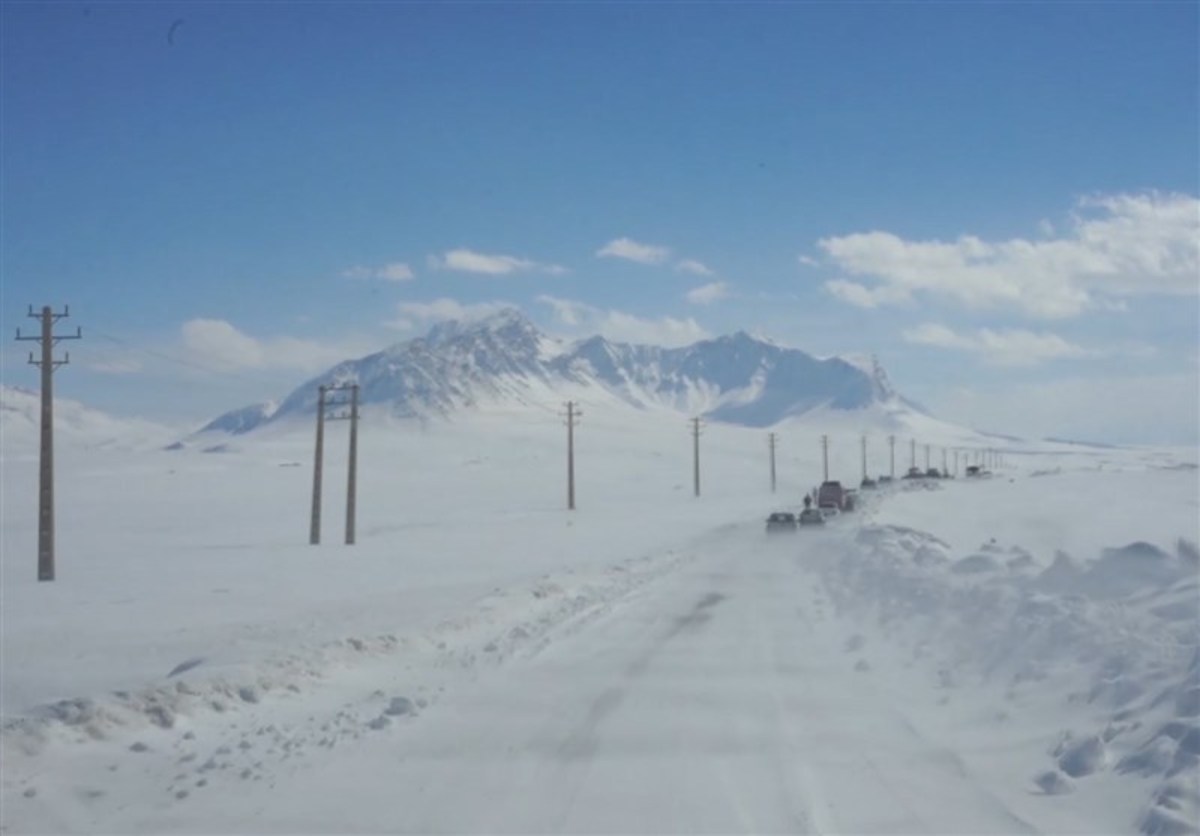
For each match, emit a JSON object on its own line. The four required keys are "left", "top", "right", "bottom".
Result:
{"left": 1, "top": 385, "right": 175, "bottom": 455}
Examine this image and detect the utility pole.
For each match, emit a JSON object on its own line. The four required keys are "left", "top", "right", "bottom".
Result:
{"left": 564, "top": 401, "right": 581, "bottom": 509}
{"left": 942, "top": 447, "right": 947, "bottom": 475}
{"left": 820, "top": 434, "right": 830, "bottom": 482}
{"left": 345, "top": 384, "right": 359, "bottom": 545}
{"left": 324, "top": 383, "right": 360, "bottom": 545}
{"left": 310, "top": 385, "right": 327, "bottom": 545}
{"left": 888, "top": 434, "right": 896, "bottom": 479}
{"left": 861, "top": 434, "right": 868, "bottom": 483}
{"left": 15, "top": 305, "right": 81, "bottom": 582}
{"left": 311, "top": 382, "right": 360, "bottom": 545}
{"left": 691, "top": 417, "right": 703, "bottom": 497}
{"left": 910, "top": 438, "right": 916, "bottom": 471}
{"left": 768, "top": 432, "right": 777, "bottom": 493}
{"left": 924, "top": 443, "right": 930, "bottom": 472}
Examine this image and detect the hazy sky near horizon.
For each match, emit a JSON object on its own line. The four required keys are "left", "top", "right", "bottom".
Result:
{"left": 2, "top": 2, "right": 1197, "bottom": 443}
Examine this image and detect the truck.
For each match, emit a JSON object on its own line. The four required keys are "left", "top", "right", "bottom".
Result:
{"left": 816, "top": 480, "right": 853, "bottom": 512}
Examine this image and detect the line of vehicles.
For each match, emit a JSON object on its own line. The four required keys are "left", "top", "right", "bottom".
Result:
{"left": 765, "top": 479, "right": 857, "bottom": 532}
{"left": 766, "top": 461, "right": 993, "bottom": 533}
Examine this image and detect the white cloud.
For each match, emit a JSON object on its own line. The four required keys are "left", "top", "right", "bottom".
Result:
{"left": 180, "top": 319, "right": 375, "bottom": 373}
{"left": 182, "top": 319, "right": 265, "bottom": 370}
{"left": 902, "top": 323, "right": 1093, "bottom": 366}
{"left": 818, "top": 192, "right": 1199, "bottom": 318}
{"left": 87, "top": 356, "right": 144, "bottom": 375}
{"left": 385, "top": 298, "right": 513, "bottom": 330}
{"left": 798, "top": 254, "right": 820, "bottom": 268}
{"left": 536, "top": 295, "right": 708, "bottom": 347}
{"left": 342, "top": 262, "right": 415, "bottom": 282}
{"left": 686, "top": 281, "right": 730, "bottom": 305}
{"left": 929, "top": 374, "right": 1199, "bottom": 445}
{"left": 596, "top": 237, "right": 671, "bottom": 265}
{"left": 824, "top": 279, "right": 911, "bottom": 309}
{"left": 675, "top": 259, "right": 715, "bottom": 277}
{"left": 428, "top": 248, "right": 564, "bottom": 276}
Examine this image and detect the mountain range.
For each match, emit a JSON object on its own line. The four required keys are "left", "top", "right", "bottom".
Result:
{"left": 200, "top": 309, "right": 926, "bottom": 435}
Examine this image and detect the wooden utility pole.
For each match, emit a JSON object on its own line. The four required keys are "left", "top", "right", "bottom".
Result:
{"left": 345, "top": 384, "right": 359, "bottom": 545}
{"left": 910, "top": 438, "right": 916, "bottom": 470}
{"left": 325, "top": 383, "right": 360, "bottom": 545}
{"left": 310, "top": 385, "right": 327, "bottom": 545}
{"left": 821, "top": 434, "right": 829, "bottom": 482}
{"left": 310, "top": 382, "right": 360, "bottom": 545}
{"left": 564, "top": 401, "right": 581, "bottom": 509}
{"left": 691, "top": 417, "right": 703, "bottom": 497}
{"left": 942, "top": 447, "right": 948, "bottom": 475}
{"left": 888, "top": 434, "right": 896, "bottom": 479}
{"left": 15, "top": 305, "right": 81, "bottom": 582}
{"left": 768, "top": 432, "right": 777, "bottom": 493}
{"left": 860, "top": 434, "right": 868, "bottom": 483}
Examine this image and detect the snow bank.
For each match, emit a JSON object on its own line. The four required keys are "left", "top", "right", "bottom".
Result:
{"left": 822, "top": 468, "right": 1199, "bottom": 835}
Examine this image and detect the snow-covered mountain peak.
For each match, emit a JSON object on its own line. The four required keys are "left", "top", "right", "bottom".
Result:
{"left": 198, "top": 316, "right": 926, "bottom": 435}
{"left": 422, "top": 307, "right": 535, "bottom": 348}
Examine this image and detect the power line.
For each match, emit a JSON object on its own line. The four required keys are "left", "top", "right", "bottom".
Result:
{"left": 90, "top": 331, "right": 277, "bottom": 387}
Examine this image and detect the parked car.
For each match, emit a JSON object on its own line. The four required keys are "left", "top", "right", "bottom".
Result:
{"left": 766, "top": 511, "right": 798, "bottom": 532}
{"left": 798, "top": 507, "right": 825, "bottom": 526}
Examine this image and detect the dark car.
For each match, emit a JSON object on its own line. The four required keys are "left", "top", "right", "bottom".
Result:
{"left": 766, "top": 511, "right": 798, "bottom": 532}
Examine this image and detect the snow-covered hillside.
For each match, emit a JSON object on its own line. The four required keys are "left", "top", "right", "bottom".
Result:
{"left": 199, "top": 310, "right": 928, "bottom": 435}
{"left": 0, "top": 385, "right": 174, "bottom": 456}
{"left": 1, "top": 407, "right": 1196, "bottom": 834}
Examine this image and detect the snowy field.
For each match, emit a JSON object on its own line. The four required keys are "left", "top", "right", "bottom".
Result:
{"left": 2, "top": 401, "right": 1197, "bottom": 835}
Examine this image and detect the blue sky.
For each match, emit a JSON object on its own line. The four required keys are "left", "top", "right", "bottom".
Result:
{"left": 2, "top": 1, "right": 1197, "bottom": 443}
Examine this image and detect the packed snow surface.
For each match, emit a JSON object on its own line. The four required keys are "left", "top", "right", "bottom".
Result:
{"left": 2, "top": 402, "right": 1197, "bottom": 834}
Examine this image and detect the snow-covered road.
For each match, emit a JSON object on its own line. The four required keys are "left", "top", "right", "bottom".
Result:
{"left": 5, "top": 521, "right": 1065, "bottom": 834}
{"left": 239, "top": 528, "right": 1036, "bottom": 836}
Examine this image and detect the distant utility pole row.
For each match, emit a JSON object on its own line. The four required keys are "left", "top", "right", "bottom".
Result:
{"left": 310, "top": 382, "right": 359, "bottom": 546}
{"left": 15, "top": 305, "right": 81, "bottom": 582}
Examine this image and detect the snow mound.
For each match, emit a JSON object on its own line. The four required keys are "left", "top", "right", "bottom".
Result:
{"left": 822, "top": 521, "right": 1200, "bottom": 835}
